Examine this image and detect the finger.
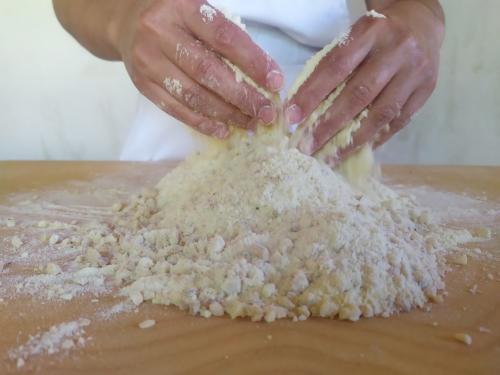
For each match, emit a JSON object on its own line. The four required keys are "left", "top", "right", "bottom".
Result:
{"left": 335, "top": 72, "right": 417, "bottom": 161}
{"left": 141, "top": 80, "right": 230, "bottom": 139}
{"left": 182, "top": 1, "right": 284, "bottom": 92}
{"left": 302, "top": 51, "right": 401, "bottom": 155}
{"left": 166, "top": 30, "right": 276, "bottom": 124}
{"left": 141, "top": 51, "right": 253, "bottom": 129}
{"left": 374, "top": 86, "right": 432, "bottom": 148}
{"left": 285, "top": 16, "right": 384, "bottom": 124}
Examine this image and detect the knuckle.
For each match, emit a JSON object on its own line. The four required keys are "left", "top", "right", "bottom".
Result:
{"left": 195, "top": 59, "right": 217, "bottom": 81}
{"left": 138, "top": 6, "right": 161, "bottom": 34}
{"left": 130, "top": 45, "right": 149, "bottom": 71}
{"left": 214, "top": 21, "right": 236, "bottom": 46}
{"left": 427, "top": 74, "right": 438, "bottom": 91}
{"left": 372, "top": 103, "right": 401, "bottom": 125}
{"left": 130, "top": 73, "right": 148, "bottom": 92}
{"left": 328, "top": 55, "right": 352, "bottom": 78}
{"left": 350, "top": 84, "right": 373, "bottom": 107}
{"left": 235, "top": 87, "right": 253, "bottom": 114}
{"left": 183, "top": 86, "right": 203, "bottom": 110}
{"left": 391, "top": 118, "right": 408, "bottom": 131}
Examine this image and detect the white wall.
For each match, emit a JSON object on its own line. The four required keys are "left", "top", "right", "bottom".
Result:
{"left": 377, "top": 0, "right": 500, "bottom": 165}
{"left": 0, "top": 0, "right": 137, "bottom": 160}
{"left": 0, "top": 0, "right": 499, "bottom": 164}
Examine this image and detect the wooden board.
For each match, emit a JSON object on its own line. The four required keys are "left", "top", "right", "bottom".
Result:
{"left": 0, "top": 162, "right": 499, "bottom": 374}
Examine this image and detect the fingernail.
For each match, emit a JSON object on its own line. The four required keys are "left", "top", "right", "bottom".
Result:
{"left": 258, "top": 105, "right": 276, "bottom": 125}
{"left": 285, "top": 104, "right": 303, "bottom": 125}
{"left": 199, "top": 120, "right": 229, "bottom": 139}
{"left": 266, "top": 70, "right": 284, "bottom": 92}
{"left": 213, "top": 122, "right": 230, "bottom": 139}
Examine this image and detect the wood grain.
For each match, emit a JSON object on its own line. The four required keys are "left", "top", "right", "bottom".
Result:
{"left": 0, "top": 162, "right": 499, "bottom": 375}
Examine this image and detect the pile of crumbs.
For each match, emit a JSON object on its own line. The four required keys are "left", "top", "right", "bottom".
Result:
{"left": 18, "top": 136, "right": 489, "bottom": 323}
{"left": 0, "top": 134, "right": 498, "bottom": 369}
{"left": 8, "top": 318, "right": 91, "bottom": 369}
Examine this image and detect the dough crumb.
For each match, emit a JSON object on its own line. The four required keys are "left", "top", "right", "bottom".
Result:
{"left": 16, "top": 358, "right": 25, "bottom": 368}
{"left": 454, "top": 333, "right": 472, "bottom": 346}
{"left": 164, "top": 77, "right": 183, "bottom": 96}
{"left": 46, "top": 263, "right": 62, "bottom": 275}
{"left": 138, "top": 319, "right": 156, "bottom": 329}
{"left": 200, "top": 4, "right": 217, "bottom": 23}
{"left": 449, "top": 254, "right": 468, "bottom": 265}
{"left": 366, "top": 9, "right": 386, "bottom": 18}
{"left": 478, "top": 326, "right": 491, "bottom": 333}
{"left": 49, "top": 234, "right": 61, "bottom": 246}
{"left": 468, "top": 284, "right": 478, "bottom": 294}
{"left": 11, "top": 236, "right": 23, "bottom": 249}
{"left": 471, "top": 227, "right": 491, "bottom": 239}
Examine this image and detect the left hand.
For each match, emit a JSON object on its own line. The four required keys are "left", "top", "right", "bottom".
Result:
{"left": 285, "top": 0, "right": 445, "bottom": 164}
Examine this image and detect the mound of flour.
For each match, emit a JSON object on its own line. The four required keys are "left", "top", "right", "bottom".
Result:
{"left": 73, "top": 137, "right": 471, "bottom": 322}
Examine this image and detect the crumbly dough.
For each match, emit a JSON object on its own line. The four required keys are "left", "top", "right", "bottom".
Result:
{"left": 61, "top": 16, "right": 474, "bottom": 323}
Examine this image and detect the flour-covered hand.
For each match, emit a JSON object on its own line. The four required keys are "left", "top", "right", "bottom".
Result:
{"left": 285, "top": 0, "right": 444, "bottom": 162}
{"left": 113, "top": 0, "right": 283, "bottom": 138}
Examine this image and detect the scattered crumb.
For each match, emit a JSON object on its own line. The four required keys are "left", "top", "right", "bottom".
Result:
{"left": 479, "top": 326, "right": 491, "bottom": 334}
{"left": 471, "top": 227, "right": 491, "bottom": 239}
{"left": 49, "top": 234, "right": 61, "bottom": 246}
{"left": 16, "top": 358, "right": 24, "bottom": 369}
{"left": 38, "top": 220, "right": 48, "bottom": 228}
{"left": 448, "top": 254, "right": 468, "bottom": 265}
{"left": 486, "top": 273, "right": 494, "bottom": 281}
{"left": 429, "top": 294, "right": 444, "bottom": 304}
{"left": 138, "top": 319, "right": 156, "bottom": 329}
{"left": 432, "top": 321, "right": 439, "bottom": 327}
{"left": 468, "top": 284, "right": 478, "bottom": 294}
{"left": 112, "top": 202, "right": 123, "bottom": 212}
{"left": 454, "top": 333, "right": 472, "bottom": 346}
{"left": 11, "top": 236, "right": 23, "bottom": 249}
{"left": 46, "top": 263, "right": 62, "bottom": 275}
{"left": 91, "top": 299, "right": 99, "bottom": 303}
{"left": 267, "top": 334, "right": 273, "bottom": 340}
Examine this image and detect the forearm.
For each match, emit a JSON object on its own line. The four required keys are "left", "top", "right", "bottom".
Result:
{"left": 53, "top": 0, "right": 136, "bottom": 60}
{"left": 365, "top": 0, "right": 444, "bottom": 24}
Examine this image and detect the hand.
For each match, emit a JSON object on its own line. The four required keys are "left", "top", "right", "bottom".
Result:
{"left": 285, "top": 0, "right": 444, "bottom": 163}
{"left": 113, "top": 0, "right": 284, "bottom": 138}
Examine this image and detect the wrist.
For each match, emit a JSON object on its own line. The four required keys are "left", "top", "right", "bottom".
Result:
{"left": 107, "top": 0, "right": 139, "bottom": 60}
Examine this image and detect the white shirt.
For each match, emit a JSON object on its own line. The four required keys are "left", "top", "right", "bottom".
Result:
{"left": 121, "top": 0, "right": 366, "bottom": 161}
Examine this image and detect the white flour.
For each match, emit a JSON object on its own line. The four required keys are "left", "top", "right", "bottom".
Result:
{"left": 199, "top": 4, "right": 217, "bottom": 23}
{"left": 9, "top": 318, "right": 91, "bottom": 368}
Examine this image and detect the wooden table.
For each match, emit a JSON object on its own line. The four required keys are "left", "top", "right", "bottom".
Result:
{"left": 0, "top": 162, "right": 499, "bottom": 375}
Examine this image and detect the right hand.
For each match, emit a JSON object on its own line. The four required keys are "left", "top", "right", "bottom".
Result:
{"left": 112, "top": 0, "right": 284, "bottom": 138}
